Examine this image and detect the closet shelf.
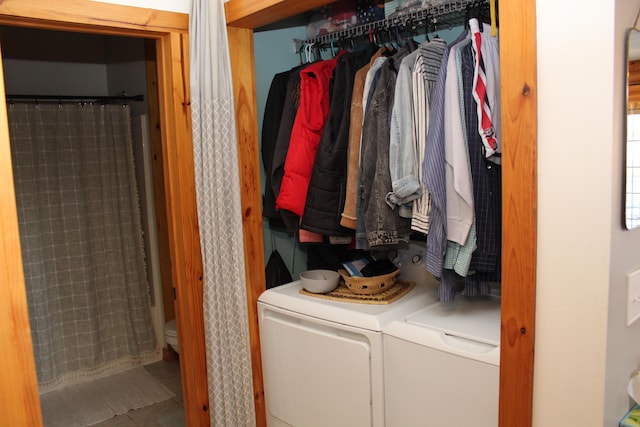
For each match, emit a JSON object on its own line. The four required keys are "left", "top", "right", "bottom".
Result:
{"left": 294, "top": 0, "right": 489, "bottom": 52}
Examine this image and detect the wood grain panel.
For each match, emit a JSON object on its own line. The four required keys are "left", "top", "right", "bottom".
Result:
{"left": 0, "top": 0, "right": 188, "bottom": 34}
{"left": 144, "top": 39, "right": 176, "bottom": 329}
{"left": 0, "top": 43, "right": 43, "bottom": 427}
{"left": 155, "top": 32, "right": 210, "bottom": 426}
{"left": 628, "top": 60, "right": 640, "bottom": 111}
{"left": 629, "top": 60, "right": 640, "bottom": 85}
{"left": 227, "top": 25, "right": 267, "bottom": 427}
{"left": 498, "top": 0, "right": 537, "bottom": 426}
{"left": 225, "top": 0, "right": 333, "bottom": 29}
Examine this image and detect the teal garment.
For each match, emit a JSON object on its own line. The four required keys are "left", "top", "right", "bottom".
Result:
{"left": 444, "top": 221, "right": 476, "bottom": 277}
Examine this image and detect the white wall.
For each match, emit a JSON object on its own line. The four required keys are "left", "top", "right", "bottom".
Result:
{"left": 536, "top": 0, "right": 640, "bottom": 425}
{"left": 1, "top": 27, "right": 110, "bottom": 96}
{"left": 91, "top": 0, "right": 190, "bottom": 14}
{"left": 535, "top": 2, "right": 610, "bottom": 425}
{"left": 106, "top": 36, "right": 148, "bottom": 116}
{"left": 1, "top": 28, "right": 148, "bottom": 104}
{"left": 606, "top": 1, "right": 640, "bottom": 425}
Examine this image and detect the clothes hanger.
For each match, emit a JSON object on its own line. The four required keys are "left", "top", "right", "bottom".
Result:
{"left": 465, "top": 1, "right": 484, "bottom": 32}
{"left": 393, "top": 23, "right": 402, "bottom": 48}
{"left": 430, "top": 15, "right": 441, "bottom": 40}
{"left": 305, "top": 43, "right": 312, "bottom": 63}
{"left": 311, "top": 43, "right": 321, "bottom": 61}
{"left": 308, "top": 43, "right": 315, "bottom": 62}
{"left": 420, "top": 15, "right": 431, "bottom": 43}
{"left": 399, "top": 20, "right": 418, "bottom": 51}
{"left": 385, "top": 25, "right": 396, "bottom": 50}
{"left": 477, "top": 1, "right": 497, "bottom": 33}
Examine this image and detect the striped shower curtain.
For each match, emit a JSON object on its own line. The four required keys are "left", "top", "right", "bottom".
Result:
{"left": 190, "top": 0, "right": 257, "bottom": 425}
{"left": 8, "top": 103, "right": 157, "bottom": 394}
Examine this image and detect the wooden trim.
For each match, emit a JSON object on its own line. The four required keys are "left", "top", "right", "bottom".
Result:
{"left": 154, "top": 31, "right": 210, "bottom": 425}
{"left": 499, "top": 0, "right": 537, "bottom": 425}
{"left": 226, "top": 6, "right": 337, "bottom": 427}
{"left": 0, "top": 0, "right": 188, "bottom": 34}
{"left": 225, "top": 0, "right": 329, "bottom": 29}
{"left": 144, "top": 39, "right": 176, "bottom": 327}
{"left": 227, "top": 25, "right": 267, "bottom": 426}
{"left": 0, "top": 42, "right": 43, "bottom": 427}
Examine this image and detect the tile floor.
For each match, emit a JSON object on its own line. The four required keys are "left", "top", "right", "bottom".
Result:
{"left": 91, "top": 360, "right": 184, "bottom": 427}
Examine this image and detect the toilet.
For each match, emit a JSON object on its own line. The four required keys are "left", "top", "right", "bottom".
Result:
{"left": 164, "top": 319, "right": 179, "bottom": 354}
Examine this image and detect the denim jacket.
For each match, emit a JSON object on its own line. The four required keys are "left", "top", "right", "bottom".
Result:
{"left": 360, "top": 48, "right": 412, "bottom": 247}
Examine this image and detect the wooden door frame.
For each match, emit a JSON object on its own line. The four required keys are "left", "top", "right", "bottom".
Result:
{"left": 0, "top": 1, "right": 209, "bottom": 426}
{"left": 225, "top": 1, "right": 538, "bottom": 427}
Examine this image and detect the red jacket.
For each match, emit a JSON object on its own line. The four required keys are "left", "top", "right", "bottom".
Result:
{"left": 276, "top": 53, "right": 343, "bottom": 217}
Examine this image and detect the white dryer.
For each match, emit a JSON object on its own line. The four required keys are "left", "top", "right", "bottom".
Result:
{"left": 383, "top": 295, "right": 501, "bottom": 427}
{"left": 258, "top": 244, "right": 439, "bottom": 427}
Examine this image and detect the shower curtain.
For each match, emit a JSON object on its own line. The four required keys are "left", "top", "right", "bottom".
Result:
{"left": 8, "top": 103, "right": 158, "bottom": 394}
{"left": 190, "top": 0, "right": 256, "bottom": 425}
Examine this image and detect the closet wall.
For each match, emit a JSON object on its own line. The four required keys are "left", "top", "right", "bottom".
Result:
{"left": 254, "top": 24, "right": 308, "bottom": 278}
{"left": 2, "top": 28, "right": 111, "bottom": 95}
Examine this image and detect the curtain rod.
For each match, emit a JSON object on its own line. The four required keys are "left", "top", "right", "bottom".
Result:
{"left": 6, "top": 94, "right": 144, "bottom": 103}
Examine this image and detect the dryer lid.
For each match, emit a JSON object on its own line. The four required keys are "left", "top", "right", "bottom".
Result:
{"left": 404, "top": 295, "right": 501, "bottom": 346}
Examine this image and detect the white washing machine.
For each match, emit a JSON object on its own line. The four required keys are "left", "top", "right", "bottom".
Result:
{"left": 383, "top": 294, "right": 501, "bottom": 427}
{"left": 258, "top": 243, "right": 439, "bottom": 427}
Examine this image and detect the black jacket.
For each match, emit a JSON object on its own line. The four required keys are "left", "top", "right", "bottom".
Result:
{"left": 300, "top": 46, "right": 376, "bottom": 237}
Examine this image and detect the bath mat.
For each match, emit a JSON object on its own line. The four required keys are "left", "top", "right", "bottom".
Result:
{"left": 299, "top": 280, "right": 415, "bottom": 304}
{"left": 40, "top": 366, "right": 175, "bottom": 427}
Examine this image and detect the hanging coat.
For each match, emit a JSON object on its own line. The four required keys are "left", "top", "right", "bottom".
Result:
{"left": 276, "top": 54, "right": 342, "bottom": 218}
{"left": 301, "top": 46, "right": 377, "bottom": 237}
{"left": 262, "top": 67, "right": 299, "bottom": 229}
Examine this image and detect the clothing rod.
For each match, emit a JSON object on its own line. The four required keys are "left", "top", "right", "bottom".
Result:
{"left": 293, "top": 0, "right": 489, "bottom": 51}
{"left": 6, "top": 94, "right": 144, "bottom": 103}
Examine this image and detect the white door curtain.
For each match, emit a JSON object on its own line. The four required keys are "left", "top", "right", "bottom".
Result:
{"left": 189, "top": 1, "right": 256, "bottom": 426}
